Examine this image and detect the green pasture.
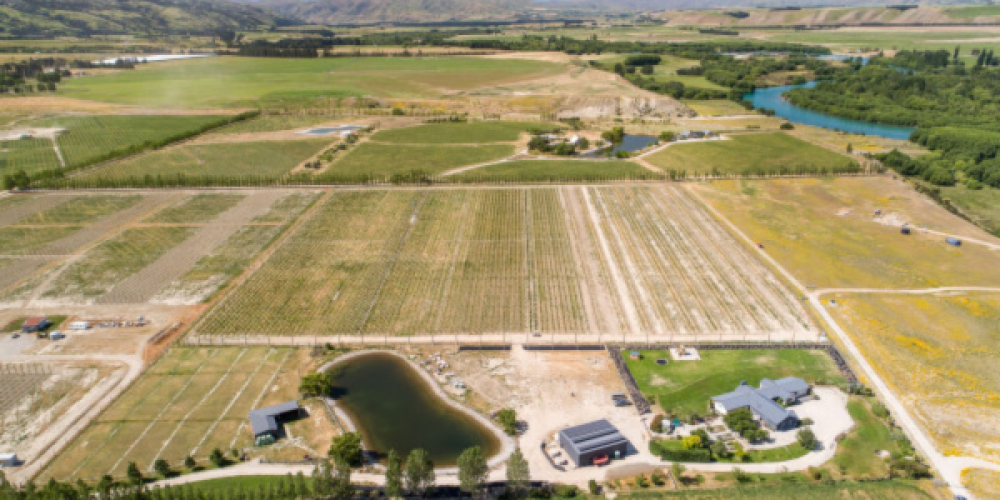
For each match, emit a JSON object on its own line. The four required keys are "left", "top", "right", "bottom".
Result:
{"left": 81, "top": 139, "right": 329, "bottom": 180}
{"left": 209, "top": 115, "right": 341, "bottom": 135}
{"left": 644, "top": 133, "right": 852, "bottom": 175}
{"left": 451, "top": 159, "right": 655, "bottom": 182}
{"left": 370, "top": 121, "right": 538, "bottom": 144}
{"left": 624, "top": 349, "right": 845, "bottom": 418}
{"left": 765, "top": 29, "right": 1000, "bottom": 57}
{"left": 0, "top": 138, "right": 61, "bottom": 176}
{"left": 56, "top": 56, "right": 562, "bottom": 108}
{"left": 323, "top": 142, "right": 513, "bottom": 177}
{"left": 621, "top": 480, "right": 932, "bottom": 499}
{"left": 19, "top": 195, "right": 140, "bottom": 225}
{"left": 938, "top": 184, "right": 1000, "bottom": 236}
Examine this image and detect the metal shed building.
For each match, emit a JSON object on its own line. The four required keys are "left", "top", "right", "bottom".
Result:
{"left": 558, "top": 419, "right": 629, "bottom": 467}
{"left": 248, "top": 401, "right": 302, "bottom": 440}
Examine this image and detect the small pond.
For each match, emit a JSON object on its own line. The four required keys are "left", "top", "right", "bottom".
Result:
{"left": 744, "top": 81, "right": 915, "bottom": 140}
{"left": 583, "top": 134, "right": 658, "bottom": 158}
{"left": 328, "top": 353, "right": 501, "bottom": 466}
{"left": 300, "top": 125, "right": 363, "bottom": 136}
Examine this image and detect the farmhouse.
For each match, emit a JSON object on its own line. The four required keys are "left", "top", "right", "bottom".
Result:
{"left": 711, "top": 377, "right": 810, "bottom": 431}
{"left": 558, "top": 419, "right": 630, "bottom": 467}
{"left": 21, "top": 317, "right": 50, "bottom": 333}
{"left": 248, "top": 401, "right": 303, "bottom": 443}
{"left": 0, "top": 453, "right": 17, "bottom": 468}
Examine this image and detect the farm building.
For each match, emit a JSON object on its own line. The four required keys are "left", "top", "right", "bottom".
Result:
{"left": 711, "top": 377, "right": 809, "bottom": 431}
{"left": 69, "top": 321, "right": 90, "bottom": 330}
{"left": 558, "top": 419, "right": 630, "bottom": 467}
{"left": 0, "top": 453, "right": 17, "bottom": 468}
{"left": 248, "top": 401, "right": 303, "bottom": 442}
{"left": 21, "top": 317, "right": 50, "bottom": 333}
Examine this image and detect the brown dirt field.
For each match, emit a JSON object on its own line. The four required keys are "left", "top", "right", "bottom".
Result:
{"left": 0, "top": 96, "right": 240, "bottom": 116}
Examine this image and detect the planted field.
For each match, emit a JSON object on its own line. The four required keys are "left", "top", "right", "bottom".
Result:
{"left": 38, "top": 347, "right": 314, "bottom": 482}
{"left": 938, "top": 184, "right": 1000, "bottom": 236}
{"left": 645, "top": 133, "right": 854, "bottom": 175}
{"left": 210, "top": 115, "right": 339, "bottom": 135}
{"left": 683, "top": 100, "right": 754, "bottom": 117}
{"left": 828, "top": 292, "right": 1000, "bottom": 462}
{"left": 451, "top": 160, "right": 656, "bottom": 182}
{"left": 320, "top": 143, "right": 513, "bottom": 178}
{"left": 370, "top": 121, "right": 536, "bottom": 144}
{"left": 626, "top": 349, "right": 844, "bottom": 418}
{"left": 620, "top": 480, "right": 933, "bottom": 499}
{"left": 80, "top": 139, "right": 330, "bottom": 181}
{"left": 56, "top": 56, "right": 562, "bottom": 108}
{"left": 1, "top": 115, "right": 234, "bottom": 176}
{"left": 692, "top": 178, "right": 1000, "bottom": 289}
{"left": 198, "top": 186, "right": 814, "bottom": 342}
{"left": 0, "top": 191, "right": 313, "bottom": 306}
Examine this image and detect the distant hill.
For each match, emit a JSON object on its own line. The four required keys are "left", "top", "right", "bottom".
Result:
{"left": 0, "top": 0, "right": 292, "bottom": 38}
{"left": 233, "top": 0, "right": 535, "bottom": 24}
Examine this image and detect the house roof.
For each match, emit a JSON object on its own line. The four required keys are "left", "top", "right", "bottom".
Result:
{"left": 712, "top": 378, "right": 807, "bottom": 428}
{"left": 22, "top": 317, "right": 47, "bottom": 327}
{"left": 559, "top": 419, "right": 628, "bottom": 456}
{"left": 248, "top": 401, "right": 301, "bottom": 437}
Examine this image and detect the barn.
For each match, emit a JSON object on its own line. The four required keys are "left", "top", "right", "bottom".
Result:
{"left": 21, "top": 317, "right": 50, "bottom": 333}
{"left": 248, "top": 401, "right": 303, "bottom": 442}
{"left": 558, "top": 419, "right": 630, "bottom": 467}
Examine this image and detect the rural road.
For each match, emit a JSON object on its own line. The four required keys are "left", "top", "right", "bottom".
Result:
{"left": 686, "top": 186, "right": 987, "bottom": 500}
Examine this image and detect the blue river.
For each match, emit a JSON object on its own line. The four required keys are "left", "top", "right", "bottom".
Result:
{"left": 744, "top": 81, "right": 915, "bottom": 140}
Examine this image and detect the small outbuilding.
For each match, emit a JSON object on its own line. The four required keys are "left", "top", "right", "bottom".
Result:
{"left": 21, "top": 317, "right": 50, "bottom": 333}
{"left": 249, "top": 401, "right": 303, "bottom": 442}
{"left": 628, "top": 351, "right": 641, "bottom": 360}
{"left": 0, "top": 453, "right": 18, "bottom": 468}
{"left": 558, "top": 419, "right": 630, "bottom": 467}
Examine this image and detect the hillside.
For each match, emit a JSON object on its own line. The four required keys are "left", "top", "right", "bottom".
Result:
{"left": 239, "top": 0, "right": 534, "bottom": 24}
{"left": 0, "top": 0, "right": 291, "bottom": 38}
{"left": 656, "top": 5, "right": 1000, "bottom": 26}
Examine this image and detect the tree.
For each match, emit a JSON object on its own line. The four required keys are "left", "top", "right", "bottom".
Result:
{"left": 496, "top": 408, "right": 518, "bottom": 435}
{"left": 210, "top": 448, "right": 226, "bottom": 468}
{"left": 126, "top": 462, "right": 143, "bottom": 485}
{"left": 671, "top": 462, "right": 685, "bottom": 485}
{"left": 184, "top": 455, "right": 196, "bottom": 469}
{"left": 577, "top": 137, "right": 590, "bottom": 150}
{"left": 659, "top": 131, "right": 676, "bottom": 142}
{"left": 458, "top": 446, "right": 488, "bottom": 496}
{"left": 505, "top": 447, "right": 530, "bottom": 496}
{"left": 329, "top": 432, "right": 363, "bottom": 467}
{"left": 404, "top": 449, "right": 435, "bottom": 497}
{"left": 797, "top": 428, "right": 817, "bottom": 450}
{"left": 710, "top": 440, "right": 729, "bottom": 459}
{"left": 153, "top": 459, "right": 171, "bottom": 478}
{"left": 299, "top": 372, "right": 334, "bottom": 398}
{"left": 385, "top": 450, "right": 403, "bottom": 499}
{"left": 681, "top": 434, "right": 702, "bottom": 450}
{"left": 314, "top": 457, "right": 353, "bottom": 500}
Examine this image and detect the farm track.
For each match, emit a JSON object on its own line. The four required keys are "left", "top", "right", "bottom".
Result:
{"left": 0, "top": 194, "right": 72, "bottom": 228}
{"left": 96, "top": 192, "right": 284, "bottom": 304}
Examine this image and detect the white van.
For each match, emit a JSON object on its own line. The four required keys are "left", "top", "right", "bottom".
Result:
{"left": 69, "top": 321, "right": 90, "bottom": 330}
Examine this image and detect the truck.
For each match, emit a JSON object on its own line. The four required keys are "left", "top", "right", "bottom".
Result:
{"left": 946, "top": 237, "right": 962, "bottom": 246}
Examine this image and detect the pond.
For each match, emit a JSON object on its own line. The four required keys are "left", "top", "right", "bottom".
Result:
{"left": 327, "top": 352, "right": 502, "bottom": 466}
{"left": 583, "top": 134, "right": 659, "bottom": 158}
{"left": 744, "top": 81, "right": 915, "bottom": 140}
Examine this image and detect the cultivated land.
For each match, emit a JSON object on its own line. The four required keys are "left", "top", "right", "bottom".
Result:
{"left": 691, "top": 177, "right": 1000, "bottom": 289}
{"left": 828, "top": 292, "right": 1000, "bottom": 463}
{"left": 0, "top": 115, "right": 234, "bottom": 176}
{"left": 196, "top": 186, "right": 815, "bottom": 342}
{"left": 645, "top": 133, "right": 855, "bottom": 176}
{"left": 368, "top": 121, "right": 537, "bottom": 145}
{"left": 0, "top": 190, "right": 317, "bottom": 306}
{"left": 38, "top": 346, "right": 321, "bottom": 483}
{"left": 55, "top": 57, "right": 564, "bottom": 109}
{"left": 450, "top": 160, "right": 656, "bottom": 182}
{"left": 322, "top": 142, "right": 514, "bottom": 178}
{"left": 626, "top": 349, "right": 845, "bottom": 419}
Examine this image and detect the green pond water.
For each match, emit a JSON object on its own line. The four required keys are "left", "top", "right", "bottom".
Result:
{"left": 328, "top": 353, "right": 501, "bottom": 465}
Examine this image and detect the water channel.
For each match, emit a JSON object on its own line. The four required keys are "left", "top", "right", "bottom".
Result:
{"left": 744, "top": 81, "right": 915, "bottom": 140}
{"left": 327, "top": 352, "right": 502, "bottom": 466}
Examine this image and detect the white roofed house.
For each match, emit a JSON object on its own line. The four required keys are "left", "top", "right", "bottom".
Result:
{"left": 710, "top": 377, "right": 810, "bottom": 431}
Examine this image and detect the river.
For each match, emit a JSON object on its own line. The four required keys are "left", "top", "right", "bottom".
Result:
{"left": 744, "top": 81, "right": 915, "bottom": 140}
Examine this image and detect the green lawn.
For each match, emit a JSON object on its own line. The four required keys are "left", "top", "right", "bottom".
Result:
{"left": 158, "top": 475, "right": 313, "bottom": 495}
{"left": 57, "top": 56, "right": 562, "bottom": 108}
{"left": 370, "top": 121, "right": 539, "bottom": 144}
{"left": 644, "top": 133, "right": 854, "bottom": 175}
{"left": 683, "top": 100, "right": 752, "bottom": 117}
{"left": 451, "top": 159, "right": 657, "bottom": 182}
{"left": 625, "top": 349, "right": 845, "bottom": 418}
{"left": 621, "top": 480, "right": 932, "bottom": 499}
{"left": 938, "top": 184, "right": 1000, "bottom": 236}
{"left": 322, "top": 142, "right": 513, "bottom": 178}
{"left": 81, "top": 140, "right": 330, "bottom": 181}
{"left": 834, "top": 398, "right": 900, "bottom": 478}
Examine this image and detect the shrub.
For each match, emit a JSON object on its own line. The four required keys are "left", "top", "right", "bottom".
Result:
{"left": 588, "top": 479, "right": 600, "bottom": 495}
{"left": 797, "top": 428, "right": 817, "bottom": 450}
{"left": 872, "top": 402, "right": 890, "bottom": 418}
{"left": 552, "top": 484, "right": 578, "bottom": 498}
{"left": 651, "top": 414, "right": 665, "bottom": 433}
{"left": 496, "top": 408, "right": 518, "bottom": 435}
{"left": 780, "top": 122, "right": 795, "bottom": 130}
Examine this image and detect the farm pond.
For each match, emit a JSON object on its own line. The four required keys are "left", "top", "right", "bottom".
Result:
{"left": 327, "top": 352, "right": 501, "bottom": 466}
{"left": 582, "top": 134, "right": 658, "bottom": 158}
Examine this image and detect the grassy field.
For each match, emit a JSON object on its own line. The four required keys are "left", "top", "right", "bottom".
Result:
{"left": 56, "top": 56, "right": 563, "bottom": 108}
{"left": 144, "top": 194, "right": 245, "bottom": 224}
{"left": 19, "top": 195, "right": 140, "bottom": 225}
{"left": 832, "top": 397, "right": 903, "bottom": 478}
{"left": 938, "top": 184, "right": 1000, "bottom": 236}
{"left": 370, "top": 121, "right": 537, "bottom": 144}
{"left": 625, "top": 349, "right": 845, "bottom": 418}
{"left": 829, "top": 292, "right": 1000, "bottom": 462}
{"left": 39, "top": 347, "right": 320, "bottom": 482}
{"left": 619, "top": 480, "right": 933, "bottom": 499}
{"left": 80, "top": 139, "right": 330, "bottom": 181}
{"left": 692, "top": 177, "right": 1000, "bottom": 289}
{"left": 209, "top": 115, "right": 340, "bottom": 135}
{"left": 683, "top": 100, "right": 753, "bottom": 117}
{"left": 451, "top": 160, "right": 656, "bottom": 182}
{"left": 645, "top": 133, "right": 854, "bottom": 175}
{"left": 321, "top": 142, "right": 513, "bottom": 178}
{"left": 764, "top": 29, "right": 1000, "bottom": 58}
{"left": 965, "top": 468, "right": 1000, "bottom": 500}
{"left": 1, "top": 115, "right": 234, "bottom": 176}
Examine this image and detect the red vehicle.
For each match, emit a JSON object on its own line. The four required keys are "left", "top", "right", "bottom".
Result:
{"left": 592, "top": 454, "right": 610, "bottom": 466}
